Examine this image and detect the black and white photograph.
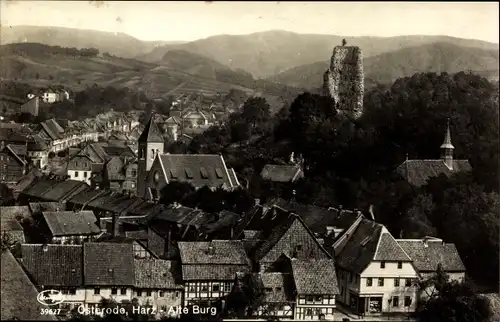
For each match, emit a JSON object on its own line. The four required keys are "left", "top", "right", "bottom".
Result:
{"left": 0, "top": 1, "right": 498, "bottom": 321}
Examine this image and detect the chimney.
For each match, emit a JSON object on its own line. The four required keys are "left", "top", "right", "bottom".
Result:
{"left": 42, "top": 244, "right": 48, "bottom": 252}
{"left": 111, "top": 213, "right": 119, "bottom": 237}
{"left": 207, "top": 243, "right": 215, "bottom": 256}
{"left": 368, "top": 205, "right": 375, "bottom": 221}
{"left": 254, "top": 198, "right": 260, "bottom": 206}
{"left": 289, "top": 152, "right": 295, "bottom": 164}
{"left": 326, "top": 226, "right": 335, "bottom": 236}
{"left": 423, "top": 238, "right": 429, "bottom": 248}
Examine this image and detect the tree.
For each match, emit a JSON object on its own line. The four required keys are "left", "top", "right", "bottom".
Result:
{"left": 225, "top": 274, "right": 265, "bottom": 318}
{"left": 159, "top": 182, "right": 195, "bottom": 206}
{"left": 1, "top": 232, "right": 15, "bottom": 252}
{"left": 417, "top": 267, "right": 492, "bottom": 322}
{"left": 230, "top": 121, "right": 251, "bottom": 144}
{"left": 0, "top": 183, "right": 15, "bottom": 206}
{"left": 342, "top": 38, "right": 347, "bottom": 46}
{"left": 241, "top": 97, "right": 271, "bottom": 133}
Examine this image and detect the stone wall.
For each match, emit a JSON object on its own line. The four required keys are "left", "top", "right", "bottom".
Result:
{"left": 323, "top": 46, "right": 364, "bottom": 119}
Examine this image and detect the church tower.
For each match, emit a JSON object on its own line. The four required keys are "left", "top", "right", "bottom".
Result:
{"left": 440, "top": 118, "right": 455, "bottom": 170}
{"left": 137, "top": 114, "right": 164, "bottom": 198}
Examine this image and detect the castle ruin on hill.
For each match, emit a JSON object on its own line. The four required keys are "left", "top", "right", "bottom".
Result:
{"left": 323, "top": 40, "right": 364, "bottom": 119}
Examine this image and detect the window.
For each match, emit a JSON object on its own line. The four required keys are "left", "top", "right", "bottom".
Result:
{"left": 131, "top": 170, "right": 137, "bottom": 177}
{"left": 151, "top": 149, "right": 155, "bottom": 160}
{"left": 84, "top": 172, "right": 88, "bottom": 178}
{"left": 394, "top": 278, "right": 400, "bottom": 287}
{"left": 200, "top": 283, "right": 208, "bottom": 292}
{"left": 200, "top": 167, "right": 208, "bottom": 179}
{"left": 378, "top": 278, "right": 384, "bottom": 286}
{"left": 380, "top": 261, "right": 386, "bottom": 269}
{"left": 94, "top": 288, "right": 100, "bottom": 295}
{"left": 159, "top": 291, "right": 164, "bottom": 297}
{"left": 223, "top": 282, "right": 232, "bottom": 292}
{"left": 131, "top": 182, "right": 136, "bottom": 189}
{"left": 393, "top": 296, "right": 399, "bottom": 307}
{"left": 84, "top": 162, "right": 88, "bottom": 168}
{"left": 366, "top": 277, "right": 373, "bottom": 287}
{"left": 146, "top": 290, "right": 152, "bottom": 296}
{"left": 215, "top": 168, "right": 224, "bottom": 179}
{"left": 111, "top": 288, "right": 118, "bottom": 295}
{"left": 175, "top": 291, "right": 179, "bottom": 298}
{"left": 404, "top": 296, "right": 412, "bottom": 307}
{"left": 306, "top": 296, "right": 314, "bottom": 304}
{"left": 315, "top": 296, "right": 323, "bottom": 302}
{"left": 61, "top": 289, "right": 68, "bottom": 295}
{"left": 265, "top": 288, "right": 272, "bottom": 292}
{"left": 169, "top": 169, "right": 177, "bottom": 179}
{"left": 120, "top": 288, "right": 127, "bottom": 295}
{"left": 397, "top": 261, "right": 403, "bottom": 269}
{"left": 212, "top": 284, "right": 220, "bottom": 292}
{"left": 188, "top": 284, "right": 196, "bottom": 292}
{"left": 405, "top": 278, "right": 412, "bottom": 287}
{"left": 185, "top": 168, "right": 194, "bottom": 179}
{"left": 136, "top": 290, "right": 142, "bottom": 296}
{"left": 74, "top": 171, "right": 79, "bottom": 177}
{"left": 69, "top": 288, "right": 76, "bottom": 295}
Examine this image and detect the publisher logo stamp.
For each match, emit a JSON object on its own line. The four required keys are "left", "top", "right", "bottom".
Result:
{"left": 37, "top": 290, "right": 65, "bottom": 306}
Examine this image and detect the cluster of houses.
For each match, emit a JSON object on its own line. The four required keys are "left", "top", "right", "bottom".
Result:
{"left": 0, "top": 116, "right": 473, "bottom": 321}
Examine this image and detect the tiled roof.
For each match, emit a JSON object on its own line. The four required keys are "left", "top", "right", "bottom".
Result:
{"left": 159, "top": 154, "right": 237, "bottom": 189}
{"left": 0, "top": 206, "right": 31, "bottom": 223}
{"left": 22, "top": 179, "right": 90, "bottom": 202}
{"left": 83, "top": 243, "right": 135, "bottom": 286}
{"left": 396, "top": 159, "right": 472, "bottom": 187}
{"left": 178, "top": 240, "right": 248, "bottom": 265}
{"left": 134, "top": 259, "right": 183, "bottom": 289}
{"left": 21, "top": 244, "right": 83, "bottom": 287}
{"left": 259, "top": 273, "right": 295, "bottom": 303}
{"left": 138, "top": 114, "right": 164, "bottom": 143}
{"left": 28, "top": 202, "right": 65, "bottom": 214}
{"left": 260, "top": 198, "right": 359, "bottom": 236}
{"left": 40, "top": 180, "right": 90, "bottom": 202}
{"left": 1, "top": 251, "right": 56, "bottom": 321}
{"left": 42, "top": 211, "right": 100, "bottom": 237}
{"left": 1, "top": 217, "right": 23, "bottom": 231}
{"left": 40, "top": 119, "right": 64, "bottom": 140}
{"left": 335, "top": 218, "right": 410, "bottom": 273}
{"left": 252, "top": 214, "right": 331, "bottom": 264}
{"left": 3, "top": 144, "right": 26, "bottom": 165}
{"left": 67, "top": 155, "right": 92, "bottom": 171}
{"left": 291, "top": 259, "right": 339, "bottom": 295}
{"left": 204, "top": 210, "right": 239, "bottom": 233}
{"left": 397, "top": 239, "right": 466, "bottom": 272}
{"left": 260, "top": 164, "right": 303, "bottom": 183}
{"left": 7, "top": 144, "right": 27, "bottom": 157}
{"left": 67, "top": 188, "right": 107, "bottom": 207}
{"left": 182, "top": 264, "right": 250, "bottom": 281}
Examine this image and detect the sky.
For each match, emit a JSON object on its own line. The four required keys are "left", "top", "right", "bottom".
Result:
{"left": 1, "top": 1, "right": 499, "bottom": 43}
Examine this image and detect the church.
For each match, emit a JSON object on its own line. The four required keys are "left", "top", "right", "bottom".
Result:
{"left": 136, "top": 115, "right": 240, "bottom": 201}
{"left": 396, "top": 119, "right": 472, "bottom": 187}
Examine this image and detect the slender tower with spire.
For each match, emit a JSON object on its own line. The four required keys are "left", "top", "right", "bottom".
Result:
{"left": 440, "top": 118, "right": 455, "bottom": 170}
{"left": 137, "top": 114, "right": 164, "bottom": 198}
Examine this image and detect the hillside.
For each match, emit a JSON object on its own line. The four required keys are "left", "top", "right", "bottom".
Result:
{"left": 0, "top": 43, "right": 302, "bottom": 112}
{"left": 268, "top": 42, "right": 500, "bottom": 89}
{"left": 137, "top": 30, "right": 500, "bottom": 78}
{"left": 0, "top": 25, "right": 186, "bottom": 58}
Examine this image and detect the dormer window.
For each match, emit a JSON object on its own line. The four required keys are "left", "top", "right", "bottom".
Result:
{"left": 215, "top": 168, "right": 224, "bottom": 179}
{"left": 185, "top": 168, "right": 194, "bottom": 179}
{"left": 200, "top": 167, "right": 208, "bottom": 179}
{"left": 170, "top": 169, "right": 177, "bottom": 179}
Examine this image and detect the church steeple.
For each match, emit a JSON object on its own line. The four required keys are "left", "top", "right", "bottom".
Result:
{"left": 138, "top": 114, "right": 164, "bottom": 144}
{"left": 440, "top": 118, "right": 454, "bottom": 170}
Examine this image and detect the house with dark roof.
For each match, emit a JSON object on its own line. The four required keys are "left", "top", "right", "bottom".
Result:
{"left": 144, "top": 153, "right": 240, "bottom": 201}
{"left": 1, "top": 250, "right": 57, "bottom": 321}
{"left": 0, "top": 213, "right": 25, "bottom": 245}
{"left": 101, "top": 156, "right": 138, "bottom": 195}
{"left": 334, "top": 218, "right": 418, "bottom": 315}
{"left": 20, "top": 244, "right": 84, "bottom": 309}
{"left": 38, "top": 210, "right": 101, "bottom": 244}
{"left": 397, "top": 237, "right": 466, "bottom": 300}
{"left": 134, "top": 259, "right": 184, "bottom": 315}
{"left": 178, "top": 240, "right": 250, "bottom": 307}
{"left": 290, "top": 259, "right": 339, "bottom": 320}
{"left": 67, "top": 155, "right": 93, "bottom": 185}
{"left": 260, "top": 164, "right": 304, "bottom": 183}
{"left": 396, "top": 119, "right": 471, "bottom": 187}
{"left": 19, "top": 178, "right": 90, "bottom": 204}
{"left": 83, "top": 242, "right": 135, "bottom": 305}
{"left": 0, "top": 144, "right": 27, "bottom": 183}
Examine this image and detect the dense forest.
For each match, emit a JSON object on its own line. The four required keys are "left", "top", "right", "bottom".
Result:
{"left": 171, "top": 72, "right": 499, "bottom": 294}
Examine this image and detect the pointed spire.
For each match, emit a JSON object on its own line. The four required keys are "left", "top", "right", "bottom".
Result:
{"left": 440, "top": 118, "right": 454, "bottom": 150}
{"left": 138, "top": 113, "right": 163, "bottom": 143}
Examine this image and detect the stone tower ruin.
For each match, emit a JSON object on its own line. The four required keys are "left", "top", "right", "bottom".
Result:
{"left": 323, "top": 42, "right": 364, "bottom": 119}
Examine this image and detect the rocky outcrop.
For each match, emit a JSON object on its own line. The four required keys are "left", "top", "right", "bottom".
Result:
{"left": 323, "top": 46, "right": 364, "bottom": 119}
